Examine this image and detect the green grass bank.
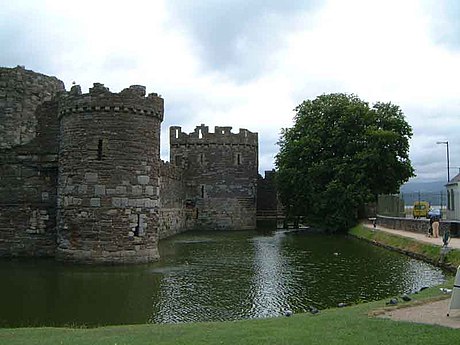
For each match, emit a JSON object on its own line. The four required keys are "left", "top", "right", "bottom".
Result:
{"left": 350, "top": 224, "right": 460, "bottom": 272}
{"left": 0, "top": 284, "right": 456, "bottom": 345}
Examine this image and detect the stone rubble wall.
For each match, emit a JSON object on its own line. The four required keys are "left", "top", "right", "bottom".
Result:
{"left": 0, "top": 66, "right": 64, "bottom": 149}
{"left": 0, "top": 66, "right": 64, "bottom": 257}
{"left": 158, "top": 161, "right": 195, "bottom": 239}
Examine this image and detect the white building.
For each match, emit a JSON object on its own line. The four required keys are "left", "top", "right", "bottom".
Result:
{"left": 446, "top": 173, "right": 460, "bottom": 220}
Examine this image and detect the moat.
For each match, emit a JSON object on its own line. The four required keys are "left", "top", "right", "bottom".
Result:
{"left": 0, "top": 229, "right": 446, "bottom": 327}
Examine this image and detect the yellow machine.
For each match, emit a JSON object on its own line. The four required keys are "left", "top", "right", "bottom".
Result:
{"left": 413, "top": 201, "right": 429, "bottom": 219}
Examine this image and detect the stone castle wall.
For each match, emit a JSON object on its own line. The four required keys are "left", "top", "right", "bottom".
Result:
{"left": 0, "top": 66, "right": 64, "bottom": 149}
{"left": 170, "top": 124, "right": 258, "bottom": 230}
{"left": 0, "top": 66, "right": 262, "bottom": 263}
{"left": 56, "top": 83, "right": 164, "bottom": 263}
{"left": 158, "top": 161, "right": 195, "bottom": 239}
{"left": 0, "top": 66, "right": 64, "bottom": 257}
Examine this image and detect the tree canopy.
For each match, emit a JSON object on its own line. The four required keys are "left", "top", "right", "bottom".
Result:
{"left": 275, "top": 93, "right": 415, "bottom": 232}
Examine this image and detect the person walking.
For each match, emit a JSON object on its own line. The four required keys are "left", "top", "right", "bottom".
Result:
{"left": 432, "top": 216, "right": 440, "bottom": 238}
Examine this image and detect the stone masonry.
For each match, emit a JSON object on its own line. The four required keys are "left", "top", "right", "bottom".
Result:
{"left": 56, "top": 83, "right": 164, "bottom": 263}
{"left": 0, "top": 66, "right": 64, "bottom": 257}
{"left": 0, "top": 66, "right": 262, "bottom": 263}
{"left": 170, "top": 124, "right": 258, "bottom": 230}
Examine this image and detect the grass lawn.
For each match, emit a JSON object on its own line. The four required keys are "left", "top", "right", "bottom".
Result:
{"left": 0, "top": 282, "right": 458, "bottom": 345}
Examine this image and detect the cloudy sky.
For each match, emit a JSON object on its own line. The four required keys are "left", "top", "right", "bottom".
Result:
{"left": 1, "top": 0, "right": 459, "bottom": 183}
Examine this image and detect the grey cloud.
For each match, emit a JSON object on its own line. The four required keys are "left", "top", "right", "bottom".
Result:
{"left": 0, "top": 5, "right": 78, "bottom": 75}
{"left": 0, "top": 22, "right": 49, "bottom": 70}
{"left": 166, "top": 0, "right": 321, "bottom": 82}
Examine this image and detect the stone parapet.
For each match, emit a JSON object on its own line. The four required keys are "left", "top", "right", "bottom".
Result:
{"left": 170, "top": 124, "right": 258, "bottom": 147}
{"left": 59, "top": 84, "right": 164, "bottom": 121}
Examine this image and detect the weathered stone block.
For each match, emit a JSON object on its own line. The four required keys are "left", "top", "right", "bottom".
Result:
{"left": 77, "top": 184, "right": 88, "bottom": 194}
{"left": 112, "top": 197, "right": 129, "bottom": 208}
{"left": 41, "top": 192, "right": 49, "bottom": 201}
{"left": 85, "top": 172, "right": 98, "bottom": 183}
{"left": 145, "top": 199, "right": 159, "bottom": 208}
{"left": 116, "top": 186, "right": 127, "bottom": 195}
{"left": 137, "top": 175, "right": 150, "bottom": 185}
{"left": 132, "top": 185, "right": 143, "bottom": 195}
{"left": 64, "top": 185, "right": 75, "bottom": 194}
{"left": 94, "top": 185, "right": 106, "bottom": 196}
{"left": 90, "top": 198, "right": 100, "bottom": 207}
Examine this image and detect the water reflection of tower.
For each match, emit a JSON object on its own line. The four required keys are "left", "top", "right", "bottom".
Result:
{"left": 250, "top": 232, "right": 290, "bottom": 317}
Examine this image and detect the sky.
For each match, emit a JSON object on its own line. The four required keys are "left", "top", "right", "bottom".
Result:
{"left": 1, "top": 0, "right": 459, "bottom": 183}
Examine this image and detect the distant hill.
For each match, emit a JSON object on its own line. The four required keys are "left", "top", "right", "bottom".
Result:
{"left": 400, "top": 180, "right": 446, "bottom": 194}
{"left": 399, "top": 180, "right": 447, "bottom": 206}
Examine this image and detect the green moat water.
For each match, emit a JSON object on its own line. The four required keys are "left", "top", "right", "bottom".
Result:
{"left": 0, "top": 229, "right": 446, "bottom": 327}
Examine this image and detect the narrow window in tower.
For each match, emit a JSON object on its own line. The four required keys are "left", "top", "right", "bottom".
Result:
{"left": 175, "top": 128, "right": 179, "bottom": 139}
{"left": 200, "top": 153, "right": 204, "bottom": 164}
{"left": 97, "top": 139, "right": 103, "bottom": 160}
{"left": 237, "top": 153, "right": 241, "bottom": 165}
{"left": 201, "top": 185, "right": 205, "bottom": 198}
{"left": 198, "top": 129, "right": 203, "bottom": 139}
{"left": 134, "top": 214, "right": 140, "bottom": 236}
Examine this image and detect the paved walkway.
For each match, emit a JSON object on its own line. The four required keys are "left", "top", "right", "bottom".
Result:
{"left": 363, "top": 223, "right": 460, "bottom": 249}
{"left": 363, "top": 222, "right": 460, "bottom": 328}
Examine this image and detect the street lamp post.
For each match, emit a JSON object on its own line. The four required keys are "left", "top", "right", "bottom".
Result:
{"left": 436, "top": 141, "right": 450, "bottom": 182}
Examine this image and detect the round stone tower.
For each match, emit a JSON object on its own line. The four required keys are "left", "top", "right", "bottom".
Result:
{"left": 57, "top": 83, "right": 164, "bottom": 263}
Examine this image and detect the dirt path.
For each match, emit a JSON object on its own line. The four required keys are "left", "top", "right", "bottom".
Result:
{"left": 377, "top": 298, "right": 460, "bottom": 329}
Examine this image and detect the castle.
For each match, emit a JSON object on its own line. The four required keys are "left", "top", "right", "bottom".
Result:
{"left": 0, "top": 66, "right": 267, "bottom": 264}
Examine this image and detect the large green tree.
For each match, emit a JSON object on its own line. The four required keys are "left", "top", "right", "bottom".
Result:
{"left": 275, "top": 93, "right": 415, "bottom": 231}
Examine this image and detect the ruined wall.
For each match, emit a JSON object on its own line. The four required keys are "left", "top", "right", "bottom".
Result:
{"left": 57, "top": 83, "right": 164, "bottom": 263}
{"left": 170, "top": 124, "right": 258, "bottom": 230}
{"left": 0, "top": 66, "right": 64, "bottom": 149}
{"left": 0, "top": 66, "right": 64, "bottom": 257}
{"left": 158, "top": 161, "right": 194, "bottom": 239}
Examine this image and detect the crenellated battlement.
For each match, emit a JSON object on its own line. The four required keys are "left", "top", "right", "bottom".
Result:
{"left": 58, "top": 83, "right": 164, "bottom": 120}
{"left": 170, "top": 124, "right": 258, "bottom": 147}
